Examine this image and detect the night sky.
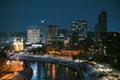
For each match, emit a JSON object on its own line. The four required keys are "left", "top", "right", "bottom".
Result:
{"left": 0, "top": 0, "right": 120, "bottom": 32}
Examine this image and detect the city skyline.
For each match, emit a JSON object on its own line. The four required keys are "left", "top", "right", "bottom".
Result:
{"left": 0, "top": 0, "right": 120, "bottom": 32}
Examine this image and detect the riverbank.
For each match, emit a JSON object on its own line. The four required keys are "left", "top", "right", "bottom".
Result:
{"left": 18, "top": 54, "right": 120, "bottom": 80}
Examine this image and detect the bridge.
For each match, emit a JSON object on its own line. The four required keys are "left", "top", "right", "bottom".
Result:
{"left": 14, "top": 54, "right": 120, "bottom": 80}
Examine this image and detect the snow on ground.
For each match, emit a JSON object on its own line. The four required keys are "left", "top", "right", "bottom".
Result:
{"left": 17, "top": 54, "right": 120, "bottom": 80}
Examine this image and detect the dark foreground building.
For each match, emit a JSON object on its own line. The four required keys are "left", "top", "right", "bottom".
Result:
{"left": 0, "top": 50, "right": 7, "bottom": 71}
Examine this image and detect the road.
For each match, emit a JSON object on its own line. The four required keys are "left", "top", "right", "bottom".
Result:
{"left": 0, "top": 61, "right": 23, "bottom": 80}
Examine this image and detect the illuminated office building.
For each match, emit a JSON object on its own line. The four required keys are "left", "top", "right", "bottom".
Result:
{"left": 27, "top": 27, "right": 40, "bottom": 44}
{"left": 71, "top": 20, "right": 88, "bottom": 42}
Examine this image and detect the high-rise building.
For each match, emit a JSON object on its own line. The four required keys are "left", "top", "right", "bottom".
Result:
{"left": 71, "top": 20, "right": 88, "bottom": 42}
{"left": 27, "top": 27, "right": 40, "bottom": 44}
{"left": 98, "top": 11, "right": 107, "bottom": 32}
{"left": 95, "top": 10, "right": 107, "bottom": 41}
{"left": 45, "top": 25, "right": 58, "bottom": 44}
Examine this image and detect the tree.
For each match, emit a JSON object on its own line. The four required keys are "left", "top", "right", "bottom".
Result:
{"left": 3, "top": 45, "right": 14, "bottom": 52}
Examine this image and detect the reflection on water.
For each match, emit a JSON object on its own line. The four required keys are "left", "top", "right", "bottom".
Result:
{"left": 30, "top": 62, "right": 78, "bottom": 80}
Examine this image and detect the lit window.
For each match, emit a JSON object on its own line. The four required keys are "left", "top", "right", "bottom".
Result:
{"left": 114, "top": 34, "right": 116, "bottom": 36}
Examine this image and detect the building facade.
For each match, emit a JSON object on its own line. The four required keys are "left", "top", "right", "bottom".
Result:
{"left": 0, "top": 51, "right": 7, "bottom": 71}
{"left": 95, "top": 10, "right": 107, "bottom": 42}
{"left": 27, "top": 27, "right": 40, "bottom": 44}
{"left": 13, "top": 37, "right": 24, "bottom": 51}
{"left": 45, "top": 25, "right": 58, "bottom": 44}
{"left": 57, "top": 29, "right": 68, "bottom": 41}
{"left": 71, "top": 20, "right": 88, "bottom": 42}
{"left": 98, "top": 11, "right": 107, "bottom": 33}
{"left": 100, "top": 32, "right": 120, "bottom": 53}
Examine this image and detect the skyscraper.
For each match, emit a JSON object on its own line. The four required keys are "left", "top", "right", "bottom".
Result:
{"left": 98, "top": 11, "right": 107, "bottom": 32}
{"left": 71, "top": 20, "right": 88, "bottom": 42}
{"left": 95, "top": 10, "right": 107, "bottom": 41}
{"left": 27, "top": 27, "right": 40, "bottom": 44}
{"left": 45, "top": 25, "right": 58, "bottom": 44}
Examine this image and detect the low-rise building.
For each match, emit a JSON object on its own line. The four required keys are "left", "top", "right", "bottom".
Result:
{"left": 13, "top": 37, "right": 24, "bottom": 51}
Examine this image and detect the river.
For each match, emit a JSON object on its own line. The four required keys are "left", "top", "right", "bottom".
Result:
{"left": 30, "top": 62, "right": 79, "bottom": 80}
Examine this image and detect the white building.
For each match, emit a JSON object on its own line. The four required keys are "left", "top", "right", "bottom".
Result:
{"left": 13, "top": 37, "right": 24, "bottom": 51}
{"left": 27, "top": 27, "right": 40, "bottom": 44}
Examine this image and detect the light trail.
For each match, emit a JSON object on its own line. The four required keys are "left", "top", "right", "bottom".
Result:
{"left": 0, "top": 73, "right": 15, "bottom": 80}
{"left": 0, "top": 60, "right": 23, "bottom": 80}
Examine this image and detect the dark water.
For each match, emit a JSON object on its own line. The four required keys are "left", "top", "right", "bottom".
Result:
{"left": 30, "top": 62, "right": 78, "bottom": 80}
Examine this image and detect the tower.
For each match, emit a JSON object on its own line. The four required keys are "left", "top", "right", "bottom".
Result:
{"left": 98, "top": 11, "right": 107, "bottom": 33}
{"left": 95, "top": 10, "right": 107, "bottom": 42}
